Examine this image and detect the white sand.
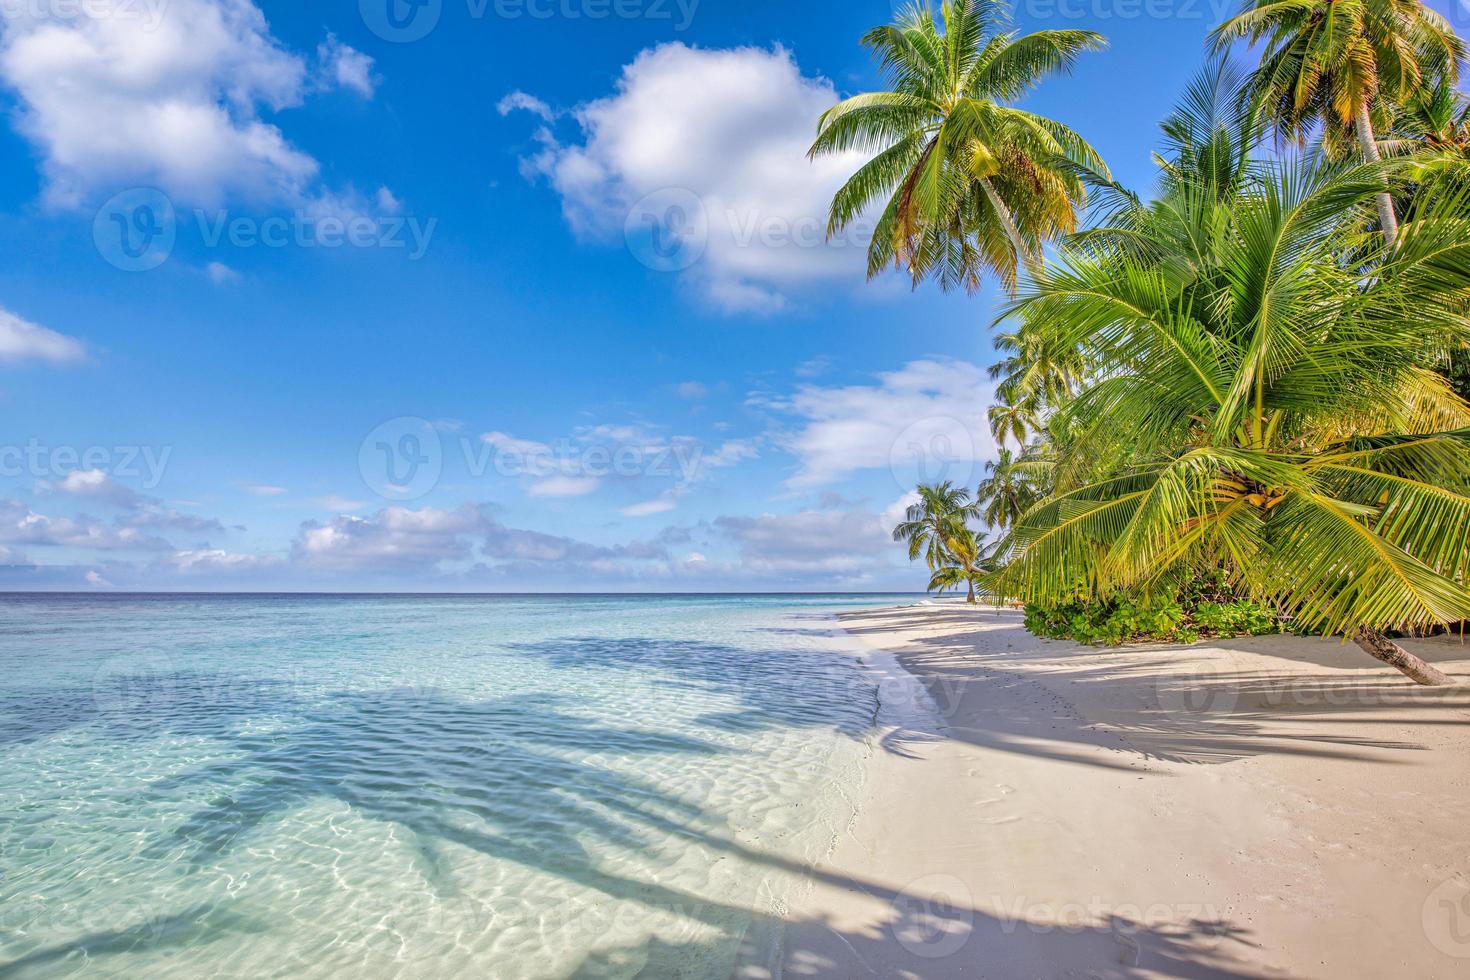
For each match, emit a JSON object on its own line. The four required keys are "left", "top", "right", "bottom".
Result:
{"left": 777, "top": 604, "right": 1470, "bottom": 979}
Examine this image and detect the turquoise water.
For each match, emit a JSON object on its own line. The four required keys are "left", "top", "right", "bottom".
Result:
{"left": 0, "top": 593, "right": 914, "bottom": 978}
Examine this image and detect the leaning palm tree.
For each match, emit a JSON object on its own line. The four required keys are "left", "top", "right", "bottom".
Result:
{"left": 892, "top": 481, "right": 979, "bottom": 571}
{"left": 994, "top": 68, "right": 1470, "bottom": 685}
{"left": 929, "top": 528, "right": 999, "bottom": 603}
{"left": 1211, "top": 0, "right": 1464, "bottom": 243}
{"left": 810, "top": 0, "right": 1108, "bottom": 292}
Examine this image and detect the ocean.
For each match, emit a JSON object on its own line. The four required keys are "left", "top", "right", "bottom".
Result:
{"left": 0, "top": 593, "right": 918, "bottom": 978}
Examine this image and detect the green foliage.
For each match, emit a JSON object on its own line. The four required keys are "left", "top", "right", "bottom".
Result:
{"left": 990, "top": 61, "right": 1470, "bottom": 641}
{"left": 809, "top": 0, "right": 1107, "bottom": 292}
{"left": 1024, "top": 586, "right": 1286, "bottom": 646}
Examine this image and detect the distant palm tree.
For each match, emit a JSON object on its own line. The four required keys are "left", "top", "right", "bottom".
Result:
{"left": 1212, "top": 0, "right": 1464, "bottom": 243}
{"left": 928, "top": 529, "right": 1000, "bottom": 603}
{"left": 810, "top": 0, "right": 1107, "bottom": 291}
{"left": 892, "top": 481, "right": 978, "bottom": 571}
{"left": 976, "top": 448, "right": 1040, "bottom": 530}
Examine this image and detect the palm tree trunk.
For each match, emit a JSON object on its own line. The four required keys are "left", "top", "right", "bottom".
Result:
{"left": 1354, "top": 629, "right": 1453, "bottom": 685}
{"left": 1354, "top": 103, "right": 1399, "bottom": 246}
{"left": 966, "top": 578, "right": 976, "bottom": 604}
{"left": 979, "top": 177, "right": 1041, "bottom": 279}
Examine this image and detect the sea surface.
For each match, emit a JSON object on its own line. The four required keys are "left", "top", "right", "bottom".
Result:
{"left": 0, "top": 593, "right": 918, "bottom": 978}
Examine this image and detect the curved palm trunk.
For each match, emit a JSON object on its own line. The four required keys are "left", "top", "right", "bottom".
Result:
{"left": 1355, "top": 104, "right": 1399, "bottom": 246}
{"left": 1354, "top": 629, "right": 1453, "bottom": 685}
{"left": 978, "top": 177, "right": 1041, "bottom": 280}
{"left": 966, "top": 578, "right": 976, "bottom": 603}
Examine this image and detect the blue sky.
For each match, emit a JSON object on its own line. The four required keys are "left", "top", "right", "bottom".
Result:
{"left": 0, "top": 0, "right": 1464, "bottom": 591}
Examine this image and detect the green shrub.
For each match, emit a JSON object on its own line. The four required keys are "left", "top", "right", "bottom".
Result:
{"left": 1024, "top": 587, "right": 1285, "bottom": 646}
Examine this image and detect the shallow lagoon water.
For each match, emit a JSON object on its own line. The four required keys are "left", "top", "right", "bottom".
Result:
{"left": 0, "top": 593, "right": 914, "bottom": 978}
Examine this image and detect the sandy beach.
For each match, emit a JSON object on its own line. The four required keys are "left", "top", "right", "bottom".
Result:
{"left": 778, "top": 603, "right": 1470, "bottom": 979}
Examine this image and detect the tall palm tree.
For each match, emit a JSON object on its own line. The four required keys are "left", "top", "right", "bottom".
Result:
{"left": 929, "top": 528, "right": 999, "bottom": 603}
{"left": 810, "top": 0, "right": 1107, "bottom": 292}
{"left": 1211, "top": 0, "right": 1464, "bottom": 243}
{"left": 994, "top": 68, "right": 1470, "bottom": 684}
{"left": 975, "top": 448, "right": 1041, "bottom": 530}
{"left": 892, "top": 481, "right": 979, "bottom": 571}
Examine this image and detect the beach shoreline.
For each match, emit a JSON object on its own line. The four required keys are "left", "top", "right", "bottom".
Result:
{"left": 775, "top": 602, "right": 1470, "bottom": 979}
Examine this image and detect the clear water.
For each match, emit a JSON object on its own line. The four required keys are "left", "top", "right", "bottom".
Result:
{"left": 0, "top": 593, "right": 915, "bottom": 978}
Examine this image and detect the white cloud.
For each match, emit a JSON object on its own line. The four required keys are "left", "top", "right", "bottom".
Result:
{"left": 0, "top": 307, "right": 86, "bottom": 364}
{"left": 0, "top": 499, "right": 172, "bottom": 551}
{"left": 293, "top": 504, "right": 487, "bottom": 569}
{"left": 529, "top": 475, "right": 601, "bottom": 498}
{"left": 375, "top": 186, "right": 401, "bottom": 214}
{"left": 239, "top": 483, "right": 286, "bottom": 496}
{"left": 85, "top": 568, "right": 111, "bottom": 587}
{"left": 166, "top": 548, "right": 280, "bottom": 572}
{"left": 53, "top": 469, "right": 226, "bottom": 533}
{"left": 675, "top": 381, "right": 708, "bottom": 399}
{"left": 713, "top": 507, "right": 894, "bottom": 574}
{"left": 621, "top": 497, "right": 677, "bottom": 517}
{"left": 509, "top": 43, "right": 873, "bottom": 314}
{"left": 205, "top": 261, "right": 240, "bottom": 284}
{"left": 317, "top": 33, "right": 376, "bottom": 98}
{"left": 496, "top": 90, "right": 555, "bottom": 122}
{"left": 760, "top": 359, "right": 997, "bottom": 489}
{"left": 55, "top": 468, "right": 138, "bottom": 505}
{"left": 312, "top": 495, "right": 367, "bottom": 513}
{"left": 0, "top": 0, "right": 355, "bottom": 207}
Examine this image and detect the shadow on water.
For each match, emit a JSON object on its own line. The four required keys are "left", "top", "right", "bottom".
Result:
{"left": 503, "top": 636, "right": 880, "bottom": 740}
{"left": 2, "top": 626, "right": 1275, "bottom": 977}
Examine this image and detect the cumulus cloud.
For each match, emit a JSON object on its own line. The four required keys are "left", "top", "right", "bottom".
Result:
{"left": 0, "top": 499, "right": 172, "bottom": 551}
{"left": 52, "top": 469, "right": 225, "bottom": 533}
{"left": 165, "top": 548, "right": 281, "bottom": 573}
{"left": 505, "top": 43, "right": 873, "bottom": 314}
{"left": 0, "top": 0, "right": 372, "bottom": 207}
{"left": 757, "top": 359, "right": 997, "bottom": 489}
{"left": 480, "top": 422, "right": 756, "bottom": 516}
{"left": 316, "top": 34, "right": 376, "bottom": 98}
{"left": 712, "top": 506, "right": 894, "bottom": 575}
{"left": 293, "top": 504, "right": 487, "bottom": 569}
{"left": 0, "top": 307, "right": 86, "bottom": 364}
{"left": 291, "top": 503, "right": 671, "bottom": 577}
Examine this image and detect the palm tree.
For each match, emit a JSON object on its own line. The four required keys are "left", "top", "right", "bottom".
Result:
{"left": 810, "top": 0, "right": 1107, "bottom": 292}
{"left": 1212, "top": 0, "right": 1464, "bottom": 244}
{"left": 975, "top": 448, "right": 1040, "bottom": 530}
{"left": 892, "top": 481, "right": 978, "bottom": 571}
{"left": 1387, "top": 76, "right": 1470, "bottom": 159}
{"left": 929, "top": 528, "right": 999, "bottom": 603}
{"left": 993, "top": 67, "right": 1470, "bottom": 684}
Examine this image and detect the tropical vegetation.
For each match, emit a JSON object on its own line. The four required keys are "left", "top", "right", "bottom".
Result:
{"left": 858, "top": 2, "right": 1470, "bottom": 685}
